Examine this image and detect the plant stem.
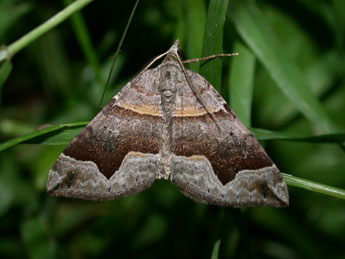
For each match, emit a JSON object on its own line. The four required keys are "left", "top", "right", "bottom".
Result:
{"left": 283, "top": 173, "right": 345, "bottom": 200}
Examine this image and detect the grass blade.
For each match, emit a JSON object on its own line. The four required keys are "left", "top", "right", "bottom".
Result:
{"left": 251, "top": 127, "right": 345, "bottom": 143}
{"left": 228, "top": 41, "right": 255, "bottom": 127}
{"left": 64, "top": 0, "right": 104, "bottom": 87}
{"left": 0, "top": 122, "right": 87, "bottom": 152}
{"left": 199, "top": 0, "right": 229, "bottom": 92}
{"left": 184, "top": 0, "right": 207, "bottom": 72}
{"left": 210, "top": 239, "right": 221, "bottom": 259}
{"left": 283, "top": 173, "right": 345, "bottom": 200}
{"left": 229, "top": 1, "right": 337, "bottom": 133}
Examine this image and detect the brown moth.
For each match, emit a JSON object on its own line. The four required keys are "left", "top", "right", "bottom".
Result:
{"left": 47, "top": 40, "right": 289, "bottom": 207}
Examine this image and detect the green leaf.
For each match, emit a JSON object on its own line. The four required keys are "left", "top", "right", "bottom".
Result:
{"left": 64, "top": 0, "right": 104, "bottom": 87}
{"left": 0, "top": 122, "right": 87, "bottom": 152}
{"left": 228, "top": 41, "right": 255, "bottom": 127}
{"left": 229, "top": 1, "right": 337, "bottom": 133}
{"left": 251, "top": 127, "right": 345, "bottom": 143}
{"left": 35, "top": 126, "right": 83, "bottom": 145}
{"left": 199, "top": 0, "right": 229, "bottom": 92}
{"left": 184, "top": 0, "right": 207, "bottom": 72}
{"left": 210, "top": 239, "right": 221, "bottom": 259}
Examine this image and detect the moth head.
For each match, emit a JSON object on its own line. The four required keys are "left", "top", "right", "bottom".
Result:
{"left": 168, "top": 39, "right": 183, "bottom": 59}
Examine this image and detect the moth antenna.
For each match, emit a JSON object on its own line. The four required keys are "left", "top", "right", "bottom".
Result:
{"left": 138, "top": 50, "right": 170, "bottom": 76}
{"left": 183, "top": 53, "right": 239, "bottom": 64}
{"left": 174, "top": 53, "right": 224, "bottom": 136}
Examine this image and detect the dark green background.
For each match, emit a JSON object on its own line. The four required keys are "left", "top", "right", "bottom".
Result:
{"left": 1, "top": 0, "right": 345, "bottom": 258}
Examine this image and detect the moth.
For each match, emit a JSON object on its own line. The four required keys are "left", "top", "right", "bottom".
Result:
{"left": 47, "top": 40, "right": 289, "bottom": 207}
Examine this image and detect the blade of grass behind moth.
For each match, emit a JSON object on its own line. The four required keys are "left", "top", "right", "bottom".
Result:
{"left": 251, "top": 127, "right": 345, "bottom": 143}
{"left": 0, "top": 60, "right": 12, "bottom": 105}
{"left": 64, "top": 0, "right": 104, "bottom": 87}
{"left": 0, "top": 122, "right": 87, "bottom": 152}
{"left": 173, "top": 0, "right": 185, "bottom": 44}
{"left": 199, "top": 0, "right": 229, "bottom": 92}
{"left": 184, "top": 0, "right": 207, "bottom": 72}
{"left": 210, "top": 239, "right": 221, "bottom": 259}
{"left": 100, "top": 0, "right": 140, "bottom": 107}
{"left": 228, "top": 41, "right": 255, "bottom": 127}
{"left": 26, "top": 127, "right": 83, "bottom": 146}
{"left": 229, "top": 1, "right": 337, "bottom": 134}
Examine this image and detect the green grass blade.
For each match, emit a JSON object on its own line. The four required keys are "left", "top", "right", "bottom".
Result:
{"left": 64, "top": 0, "right": 104, "bottom": 87}
{"left": 210, "top": 239, "right": 221, "bottom": 259}
{"left": 228, "top": 41, "right": 255, "bottom": 127}
{"left": 251, "top": 127, "right": 345, "bottom": 143}
{"left": 0, "top": 122, "right": 87, "bottom": 152}
{"left": 199, "top": 0, "right": 229, "bottom": 92}
{"left": 283, "top": 173, "right": 345, "bottom": 200}
{"left": 229, "top": 1, "right": 337, "bottom": 133}
{"left": 28, "top": 127, "right": 83, "bottom": 146}
{"left": 184, "top": 0, "right": 207, "bottom": 72}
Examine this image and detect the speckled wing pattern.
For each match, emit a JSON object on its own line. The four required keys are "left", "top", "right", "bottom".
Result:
{"left": 47, "top": 40, "right": 289, "bottom": 207}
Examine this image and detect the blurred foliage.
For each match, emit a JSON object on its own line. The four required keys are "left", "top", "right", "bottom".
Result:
{"left": 0, "top": 0, "right": 345, "bottom": 258}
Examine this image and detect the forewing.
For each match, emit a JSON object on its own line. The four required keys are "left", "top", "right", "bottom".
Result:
{"left": 47, "top": 68, "right": 163, "bottom": 200}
